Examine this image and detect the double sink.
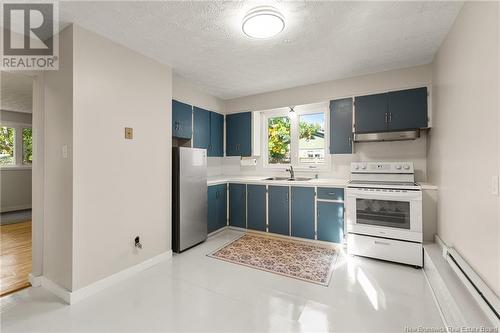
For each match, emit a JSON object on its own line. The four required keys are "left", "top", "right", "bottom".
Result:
{"left": 263, "top": 176, "right": 312, "bottom": 182}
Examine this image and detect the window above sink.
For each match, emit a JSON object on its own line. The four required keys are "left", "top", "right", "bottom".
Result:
{"left": 262, "top": 102, "right": 330, "bottom": 171}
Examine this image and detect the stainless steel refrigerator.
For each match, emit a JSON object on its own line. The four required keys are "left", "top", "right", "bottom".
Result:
{"left": 172, "top": 147, "right": 207, "bottom": 252}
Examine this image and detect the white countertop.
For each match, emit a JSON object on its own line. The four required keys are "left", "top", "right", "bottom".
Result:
{"left": 207, "top": 175, "right": 437, "bottom": 190}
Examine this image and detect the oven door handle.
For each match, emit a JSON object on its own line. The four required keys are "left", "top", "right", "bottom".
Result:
{"left": 346, "top": 191, "right": 421, "bottom": 201}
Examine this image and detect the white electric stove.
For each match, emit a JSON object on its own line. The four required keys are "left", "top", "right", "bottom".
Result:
{"left": 346, "top": 162, "right": 423, "bottom": 267}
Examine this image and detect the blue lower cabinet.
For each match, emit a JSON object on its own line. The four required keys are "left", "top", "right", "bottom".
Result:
{"left": 247, "top": 185, "right": 266, "bottom": 231}
{"left": 208, "top": 186, "right": 218, "bottom": 233}
{"left": 291, "top": 187, "right": 315, "bottom": 239}
{"left": 317, "top": 201, "right": 344, "bottom": 243}
{"left": 268, "top": 186, "right": 289, "bottom": 236}
{"left": 207, "top": 184, "right": 227, "bottom": 234}
{"left": 229, "top": 183, "right": 246, "bottom": 228}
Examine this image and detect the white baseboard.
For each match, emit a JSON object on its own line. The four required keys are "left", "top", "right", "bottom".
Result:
{"left": 208, "top": 226, "right": 229, "bottom": 237}
{"left": 28, "top": 273, "right": 42, "bottom": 287}
{"left": 41, "top": 251, "right": 172, "bottom": 304}
{"left": 227, "top": 226, "right": 341, "bottom": 249}
{"left": 41, "top": 277, "right": 71, "bottom": 303}
{"left": 0, "top": 204, "right": 32, "bottom": 213}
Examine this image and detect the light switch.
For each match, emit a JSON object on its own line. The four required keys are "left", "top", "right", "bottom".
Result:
{"left": 125, "top": 127, "right": 133, "bottom": 140}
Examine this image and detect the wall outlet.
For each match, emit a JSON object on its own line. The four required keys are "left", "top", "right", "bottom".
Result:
{"left": 492, "top": 176, "right": 499, "bottom": 196}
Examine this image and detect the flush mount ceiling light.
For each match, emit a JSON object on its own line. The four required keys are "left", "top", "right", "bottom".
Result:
{"left": 242, "top": 6, "right": 285, "bottom": 39}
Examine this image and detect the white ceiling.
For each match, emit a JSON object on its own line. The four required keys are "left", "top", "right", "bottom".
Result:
{"left": 0, "top": 72, "right": 33, "bottom": 113}
{"left": 60, "top": 1, "right": 463, "bottom": 99}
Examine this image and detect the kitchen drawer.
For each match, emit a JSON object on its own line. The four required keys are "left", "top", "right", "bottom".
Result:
{"left": 347, "top": 233, "right": 423, "bottom": 267}
{"left": 317, "top": 187, "right": 344, "bottom": 201}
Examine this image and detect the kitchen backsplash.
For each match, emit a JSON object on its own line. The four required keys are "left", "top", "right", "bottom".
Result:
{"left": 208, "top": 131, "right": 428, "bottom": 182}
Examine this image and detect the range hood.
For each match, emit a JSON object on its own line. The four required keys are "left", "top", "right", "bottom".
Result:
{"left": 354, "top": 129, "right": 420, "bottom": 142}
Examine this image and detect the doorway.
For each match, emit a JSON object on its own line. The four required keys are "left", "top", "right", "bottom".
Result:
{"left": 0, "top": 72, "right": 34, "bottom": 296}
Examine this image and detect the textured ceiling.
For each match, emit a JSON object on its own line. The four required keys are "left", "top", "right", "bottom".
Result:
{"left": 60, "top": 1, "right": 463, "bottom": 99}
{"left": 0, "top": 72, "right": 33, "bottom": 113}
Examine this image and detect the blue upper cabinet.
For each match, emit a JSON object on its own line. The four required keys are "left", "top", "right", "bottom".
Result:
{"left": 209, "top": 112, "right": 224, "bottom": 157}
{"left": 330, "top": 98, "right": 353, "bottom": 154}
{"left": 226, "top": 112, "right": 252, "bottom": 156}
{"left": 193, "top": 107, "right": 210, "bottom": 150}
{"left": 354, "top": 87, "right": 428, "bottom": 133}
{"left": 354, "top": 92, "right": 388, "bottom": 133}
{"left": 291, "top": 187, "right": 315, "bottom": 240}
{"left": 247, "top": 185, "right": 266, "bottom": 231}
{"left": 229, "top": 183, "right": 246, "bottom": 228}
{"left": 172, "top": 100, "right": 192, "bottom": 139}
{"left": 268, "top": 186, "right": 289, "bottom": 236}
{"left": 387, "top": 87, "right": 428, "bottom": 130}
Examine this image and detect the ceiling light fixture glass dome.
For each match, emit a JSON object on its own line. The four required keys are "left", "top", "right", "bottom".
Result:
{"left": 242, "top": 6, "right": 285, "bottom": 39}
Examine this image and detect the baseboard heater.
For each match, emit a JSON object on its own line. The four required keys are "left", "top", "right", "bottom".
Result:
{"left": 444, "top": 247, "right": 500, "bottom": 325}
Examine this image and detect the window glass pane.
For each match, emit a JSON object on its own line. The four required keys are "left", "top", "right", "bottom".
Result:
{"left": 23, "top": 128, "right": 33, "bottom": 165}
{"left": 268, "top": 116, "right": 290, "bottom": 164}
{"left": 299, "top": 113, "right": 325, "bottom": 164}
{"left": 0, "top": 127, "right": 15, "bottom": 166}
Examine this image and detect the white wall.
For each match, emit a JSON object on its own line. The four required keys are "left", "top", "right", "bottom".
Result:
{"left": 223, "top": 65, "right": 432, "bottom": 182}
{"left": 428, "top": 2, "right": 499, "bottom": 296}
{"left": 42, "top": 26, "right": 74, "bottom": 290}
{"left": 72, "top": 26, "right": 172, "bottom": 290}
{"left": 172, "top": 74, "right": 225, "bottom": 177}
{"left": 173, "top": 74, "right": 225, "bottom": 114}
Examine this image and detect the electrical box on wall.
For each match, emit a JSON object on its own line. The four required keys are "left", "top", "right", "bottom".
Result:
{"left": 125, "top": 127, "right": 133, "bottom": 139}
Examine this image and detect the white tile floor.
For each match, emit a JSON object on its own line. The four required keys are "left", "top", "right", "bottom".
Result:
{"left": 1, "top": 230, "right": 444, "bottom": 332}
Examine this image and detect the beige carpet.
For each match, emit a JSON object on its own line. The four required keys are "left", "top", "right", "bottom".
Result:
{"left": 208, "top": 233, "right": 337, "bottom": 286}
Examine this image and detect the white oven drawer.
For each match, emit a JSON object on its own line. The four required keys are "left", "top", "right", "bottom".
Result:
{"left": 347, "top": 233, "right": 423, "bottom": 267}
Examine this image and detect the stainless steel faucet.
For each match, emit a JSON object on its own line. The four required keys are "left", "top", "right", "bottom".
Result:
{"left": 286, "top": 166, "right": 295, "bottom": 179}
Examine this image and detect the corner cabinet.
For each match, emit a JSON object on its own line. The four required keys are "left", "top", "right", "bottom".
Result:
{"left": 354, "top": 87, "right": 428, "bottom": 133}
{"left": 209, "top": 112, "right": 224, "bottom": 157}
{"left": 172, "top": 100, "right": 192, "bottom": 139}
{"left": 193, "top": 107, "right": 210, "bottom": 150}
{"left": 330, "top": 98, "right": 353, "bottom": 154}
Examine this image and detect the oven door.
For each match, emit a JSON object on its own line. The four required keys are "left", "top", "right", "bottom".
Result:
{"left": 346, "top": 187, "right": 422, "bottom": 242}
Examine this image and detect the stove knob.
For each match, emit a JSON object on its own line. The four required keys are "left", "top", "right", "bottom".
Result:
{"left": 403, "top": 165, "right": 410, "bottom": 170}
{"left": 354, "top": 165, "right": 360, "bottom": 170}
{"left": 395, "top": 165, "right": 402, "bottom": 170}
{"left": 361, "top": 165, "right": 367, "bottom": 170}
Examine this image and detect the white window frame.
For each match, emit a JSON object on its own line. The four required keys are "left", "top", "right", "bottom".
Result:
{"left": 262, "top": 102, "right": 330, "bottom": 171}
{"left": 0, "top": 121, "right": 33, "bottom": 169}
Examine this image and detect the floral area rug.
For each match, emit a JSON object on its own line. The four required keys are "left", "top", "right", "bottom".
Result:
{"left": 207, "top": 233, "right": 337, "bottom": 286}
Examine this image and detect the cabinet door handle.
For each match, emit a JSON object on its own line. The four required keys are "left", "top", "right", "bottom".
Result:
{"left": 384, "top": 113, "right": 388, "bottom": 123}
{"left": 389, "top": 112, "right": 392, "bottom": 123}
{"left": 328, "top": 192, "right": 336, "bottom": 195}
{"left": 285, "top": 193, "right": 289, "bottom": 202}
{"left": 374, "top": 241, "right": 390, "bottom": 246}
